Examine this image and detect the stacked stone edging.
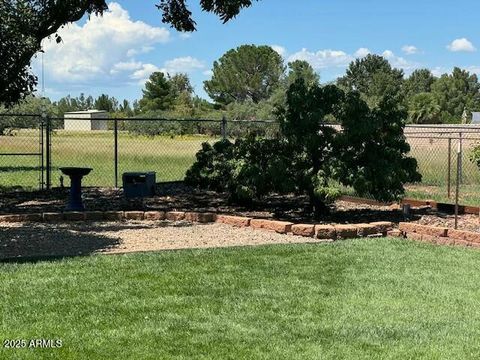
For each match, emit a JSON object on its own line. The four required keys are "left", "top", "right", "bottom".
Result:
{"left": 0, "top": 211, "right": 394, "bottom": 241}
{"left": 397, "top": 222, "right": 480, "bottom": 248}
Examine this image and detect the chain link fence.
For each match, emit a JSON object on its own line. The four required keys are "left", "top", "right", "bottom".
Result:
{"left": 1, "top": 116, "right": 480, "bottom": 206}
{"left": 0, "top": 114, "right": 280, "bottom": 190}
{"left": 404, "top": 125, "right": 480, "bottom": 206}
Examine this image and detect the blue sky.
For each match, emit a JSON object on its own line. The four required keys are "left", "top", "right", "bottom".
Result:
{"left": 35, "top": 0, "right": 479, "bottom": 103}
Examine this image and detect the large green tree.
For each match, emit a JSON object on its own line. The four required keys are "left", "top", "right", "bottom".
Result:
{"left": 431, "top": 67, "right": 480, "bottom": 123}
{"left": 138, "top": 72, "right": 174, "bottom": 112}
{"left": 402, "top": 69, "right": 436, "bottom": 100}
{"left": 407, "top": 92, "right": 441, "bottom": 124}
{"left": 94, "top": 94, "right": 119, "bottom": 112}
{"left": 285, "top": 60, "right": 319, "bottom": 89}
{"left": 0, "top": 0, "right": 259, "bottom": 106}
{"left": 204, "top": 45, "right": 285, "bottom": 105}
{"left": 338, "top": 54, "right": 404, "bottom": 108}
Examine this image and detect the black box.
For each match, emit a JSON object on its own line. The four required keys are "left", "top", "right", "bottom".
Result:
{"left": 122, "top": 172, "right": 156, "bottom": 198}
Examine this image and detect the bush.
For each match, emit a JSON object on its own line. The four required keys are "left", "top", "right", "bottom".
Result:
{"left": 470, "top": 144, "right": 480, "bottom": 169}
{"left": 187, "top": 79, "right": 421, "bottom": 215}
{"left": 185, "top": 135, "right": 293, "bottom": 204}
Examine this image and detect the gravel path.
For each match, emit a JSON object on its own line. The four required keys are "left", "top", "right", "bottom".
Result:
{"left": 0, "top": 221, "right": 331, "bottom": 260}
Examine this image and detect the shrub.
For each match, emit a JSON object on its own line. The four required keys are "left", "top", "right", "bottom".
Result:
{"left": 470, "top": 144, "right": 480, "bottom": 169}
{"left": 187, "top": 79, "right": 421, "bottom": 215}
{"left": 185, "top": 135, "right": 293, "bottom": 205}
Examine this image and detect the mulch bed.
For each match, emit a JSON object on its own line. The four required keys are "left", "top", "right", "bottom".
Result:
{"left": 1, "top": 182, "right": 479, "bottom": 232}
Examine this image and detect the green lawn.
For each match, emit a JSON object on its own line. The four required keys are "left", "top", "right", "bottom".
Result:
{"left": 2, "top": 239, "right": 480, "bottom": 359}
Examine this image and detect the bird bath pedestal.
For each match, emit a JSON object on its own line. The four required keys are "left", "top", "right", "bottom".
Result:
{"left": 60, "top": 167, "right": 92, "bottom": 211}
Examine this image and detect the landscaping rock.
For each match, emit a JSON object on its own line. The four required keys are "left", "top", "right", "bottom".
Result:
{"left": 85, "top": 211, "right": 104, "bottom": 221}
{"left": 315, "top": 225, "right": 336, "bottom": 240}
{"left": 406, "top": 232, "right": 423, "bottom": 241}
{"left": 387, "top": 229, "right": 403, "bottom": 238}
{"left": 104, "top": 211, "right": 124, "bottom": 221}
{"left": 250, "top": 219, "right": 293, "bottom": 234}
{"left": 0, "top": 214, "right": 23, "bottom": 222}
{"left": 334, "top": 224, "right": 358, "bottom": 239}
{"left": 412, "top": 224, "right": 448, "bottom": 237}
{"left": 356, "top": 223, "right": 378, "bottom": 237}
{"left": 185, "top": 212, "right": 216, "bottom": 223}
{"left": 291, "top": 224, "right": 315, "bottom": 237}
{"left": 43, "top": 212, "right": 64, "bottom": 222}
{"left": 398, "top": 222, "right": 417, "bottom": 233}
{"left": 216, "top": 215, "right": 251, "bottom": 227}
{"left": 64, "top": 212, "right": 86, "bottom": 221}
{"left": 144, "top": 211, "right": 166, "bottom": 221}
{"left": 124, "top": 211, "right": 145, "bottom": 220}
{"left": 166, "top": 211, "right": 185, "bottom": 221}
{"left": 435, "top": 237, "right": 456, "bottom": 246}
{"left": 448, "top": 229, "right": 480, "bottom": 244}
{"left": 370, "top": 221, "right": 394, "bottom": 234}
{"left": 22, "top": 213, "right": 42, "bottom": 222}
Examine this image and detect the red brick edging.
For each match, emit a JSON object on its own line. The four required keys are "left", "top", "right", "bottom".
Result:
{"left": 4, "top": 210, "right": 478, "bottom": 248}
{"left": 396, "top": 222, "right": 480, "bottom": 248}
{"left": 0, "top": 211, "right": 394, "bottom": 241}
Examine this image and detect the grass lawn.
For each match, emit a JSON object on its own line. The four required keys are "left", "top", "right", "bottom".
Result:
{"left": 2, "top": 238, "right": 480, "bottom": 359}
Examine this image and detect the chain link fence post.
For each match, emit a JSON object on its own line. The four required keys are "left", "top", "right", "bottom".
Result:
{"left": 455, "top": 141, "right": 461, "bottom": 229}
{"left": 114, "top": 118, "right": 119, "bottom": 188}
{"left": 45, "top": 115, "right": 52, "bottom": 190}
{"left": 447, "top": 137, "right": 452, "bottom": 198}
{"left": 459, "top": 131, "right": 463, "bottom": 185}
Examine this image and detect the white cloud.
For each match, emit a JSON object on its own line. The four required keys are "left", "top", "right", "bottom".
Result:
{"left": 130, "top": 64, "right": 161, "bottom": 81}
{"left": 129, "top": 57, "right": 206, "bottom": 84}
{"left": 381, "top": 50, "right": 417, "bottom": 71}
{"left": 402, "top": 45, "right": 419, "bottom": 55}
{"left": 354, "top": 48, "right": 371, "bottom": 58}
{"left": 431, "top": 66, "right": 447, "bottom": 77}
{"left": 288, "top": 48, "right": 352, "bottom": 69}
{"left": 162, "top": 56, "right": 205, "bottom": 74}
{"left": 271, "top": 45, "right": 287, "bottom": 58}
{"left": 203, "top": 70, "right": 214, "bottom": 77}
{"left": 284, "top": 47, "right": 417, "bottom": 73}
{"left": 110, "top": 61, "right": 143, "bottom": 74}
{"left": 466, "top": 66, "right": 480, "bottom": 75}
{"left": 39, "top": 2, "right": 170, "bottom": 84}
{"left": 430, "top": 66, "right": 480, "bottom": 78}
{"left": 447, "top": 38, "right": 476, "bottom": 52}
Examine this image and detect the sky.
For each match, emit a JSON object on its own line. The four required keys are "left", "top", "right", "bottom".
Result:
{"left": 33, "top": 0, "right": 480, "bottom": 103}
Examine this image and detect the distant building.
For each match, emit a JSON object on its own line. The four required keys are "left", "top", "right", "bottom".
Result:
{"left": 472, "top": 112, "right": 480, "bottom": 124}
{"left": 64, "top": 110, "right": 109, "bottom": 131}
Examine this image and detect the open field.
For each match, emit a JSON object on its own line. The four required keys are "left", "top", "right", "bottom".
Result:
{"left": 0, "top": 130, "right": 216, "bottom": 189}
{"left": 2, "top": 130, "right": 480, "bottom": 204}
{"left": 2, "top": 239, "right": 480, "bottom": 359}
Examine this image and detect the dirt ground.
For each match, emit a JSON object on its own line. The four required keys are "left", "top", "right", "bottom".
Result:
{"left": 0, "top": 183, "right": 405, "bottom": 223}
{"left": 0, "top": 221, "right": 332, "bottom": 260}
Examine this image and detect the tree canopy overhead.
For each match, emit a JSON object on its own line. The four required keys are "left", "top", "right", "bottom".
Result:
{"left": 0, "top": 0, "right": 259, "bottom": 106}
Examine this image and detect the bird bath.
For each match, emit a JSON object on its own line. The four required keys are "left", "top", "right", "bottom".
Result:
{"left": 59, "top": 167, "right": 92, "bottom": 211}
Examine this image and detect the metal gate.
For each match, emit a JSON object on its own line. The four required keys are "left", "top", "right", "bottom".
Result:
{"left": 0, "top": 113, "right": 50, "bottom": 191}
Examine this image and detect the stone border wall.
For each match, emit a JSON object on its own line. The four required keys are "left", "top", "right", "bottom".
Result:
{"left": 0, "top": 211, "right": 394, "bottom": 241}
{"left": 397, "top": 222, "right": 480, "bottom": 248}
